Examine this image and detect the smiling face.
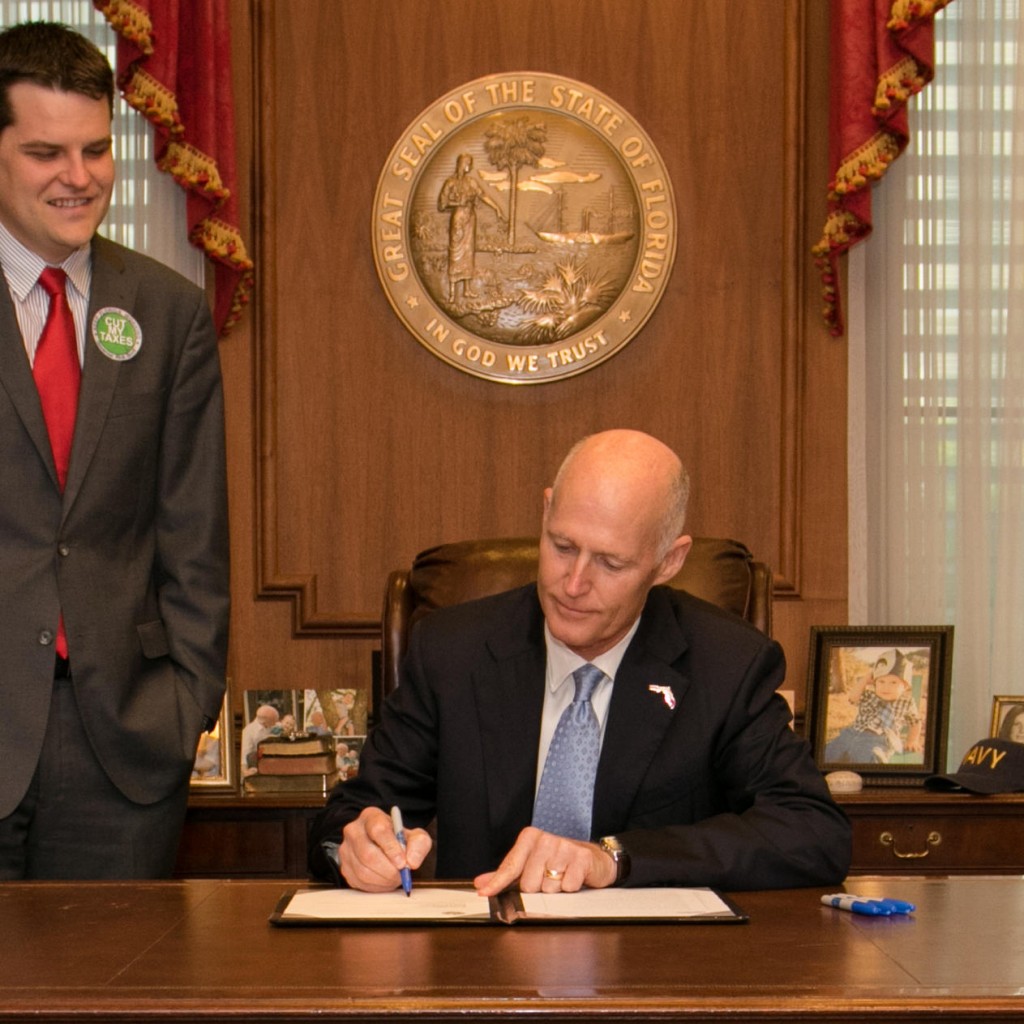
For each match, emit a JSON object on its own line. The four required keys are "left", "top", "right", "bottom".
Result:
{"left": 0, "top": 82, "right": 113, "bottom": 263}
{"left": 872, "top": 673, "right": 908, "bottom": 702}
{"left": 536, "top": 431, "right": 691, "bottom": 661}
{"left": 1009, "top": 710, "right": 1024, "bottom": 743}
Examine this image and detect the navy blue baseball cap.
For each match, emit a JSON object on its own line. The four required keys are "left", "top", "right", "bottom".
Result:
{"left": 926, "top": 738, "right": 1024, "bottom": 794}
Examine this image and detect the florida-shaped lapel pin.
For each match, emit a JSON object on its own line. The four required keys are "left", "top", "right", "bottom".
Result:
{"left": 648, "top": 684, "right": 676, "bottom": 710}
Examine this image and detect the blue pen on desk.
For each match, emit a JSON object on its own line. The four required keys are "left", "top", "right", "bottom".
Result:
{"left": 820, "top": 894, "right": 892, "bottom": 916}
{"left": 844, "top": 894, "right": 916, "bottom": 914}
{"left": 390, "top": 806, "right": 413, "bottom": 897}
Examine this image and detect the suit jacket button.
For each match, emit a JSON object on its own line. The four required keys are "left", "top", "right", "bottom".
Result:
{"left": 39, "top": 629, "right": 55, "bottom": 646}
{"left": 58, "top": 543, "right": 70, "bottom": 557}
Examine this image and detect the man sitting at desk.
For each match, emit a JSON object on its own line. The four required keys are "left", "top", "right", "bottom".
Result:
{"left": 308, "top": 429, "right": 851, "bottom": 894}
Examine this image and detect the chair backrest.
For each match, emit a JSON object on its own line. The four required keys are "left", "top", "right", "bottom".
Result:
{"left": 377, "top": 536, "right": 772, "bottom": 709}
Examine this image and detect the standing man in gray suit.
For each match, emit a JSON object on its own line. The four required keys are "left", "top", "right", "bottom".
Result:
{"left": 0, "top": 22, "right": 229, "bottom": 878}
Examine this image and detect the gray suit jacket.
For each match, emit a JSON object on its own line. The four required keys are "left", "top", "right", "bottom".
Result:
{"left": 0, "top": 236, "right": 229, "bottom": 815}
{"left": 310, "top": 584, "right": 851, "bottom": 890}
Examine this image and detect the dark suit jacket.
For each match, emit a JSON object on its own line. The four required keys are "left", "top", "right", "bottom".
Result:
{"left": 309, "top": 584, "right": 851, "bottom": 890}
{"left": 0, "top": 236, "right": 229, "bottom": 816}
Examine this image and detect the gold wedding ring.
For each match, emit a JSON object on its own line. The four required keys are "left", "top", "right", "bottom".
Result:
{"left": 544, "top": 868, "right": 564, "bottom": 881}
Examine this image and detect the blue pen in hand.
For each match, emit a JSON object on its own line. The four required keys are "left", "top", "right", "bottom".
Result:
{"left": 390, "top": 805, "right": 413, "bottom": 897}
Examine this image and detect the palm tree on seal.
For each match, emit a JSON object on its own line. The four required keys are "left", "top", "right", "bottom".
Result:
{"left": 483, "top": 115, "right": 547, "bottom": 250}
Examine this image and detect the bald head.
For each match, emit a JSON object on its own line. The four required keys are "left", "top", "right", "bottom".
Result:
{"left": 549, "top": 430, "right": 690, "bottom": 558}
{"left": 538, "top": 431, "right": 693, "bottom": 660}
{"left": 255, "top": 706, "right": 279, "bottom": 728}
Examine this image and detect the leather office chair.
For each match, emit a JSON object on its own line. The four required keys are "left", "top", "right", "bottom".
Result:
{"left": 377, "top": 536, "right": 772, "bottom": 709}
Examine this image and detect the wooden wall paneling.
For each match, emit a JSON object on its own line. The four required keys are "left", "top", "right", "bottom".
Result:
{"left": 221, "top": 0, "right": 376, "bottom": 711}
{"left": 225, "top": 0, "right": 845, "bottom": 713}
{"left": 773, "top": 0, "right": 847, "bottom": 701}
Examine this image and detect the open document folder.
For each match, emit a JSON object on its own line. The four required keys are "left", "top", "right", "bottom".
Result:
{"left": 270, "top": 883, "right": 748, "bottom": 926}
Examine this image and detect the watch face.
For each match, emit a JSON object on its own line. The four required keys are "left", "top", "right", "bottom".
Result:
{"left": 600, "top": 836, "right": 629, "bottom": 883}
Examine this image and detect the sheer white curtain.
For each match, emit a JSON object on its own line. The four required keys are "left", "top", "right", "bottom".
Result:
{"left": 850, "top": 0, "right": 1024, "bottom": 764}
{"left": 0, "top": 1, "right": 203, "bottom": 284}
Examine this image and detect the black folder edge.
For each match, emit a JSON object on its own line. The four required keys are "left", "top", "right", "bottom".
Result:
{"left": 269, "top": 884, "right": 749, "bottom": 927}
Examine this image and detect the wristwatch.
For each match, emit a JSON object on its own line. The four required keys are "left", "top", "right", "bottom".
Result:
{"left": 598, "top": 835, "right": 631, "bottom": 885}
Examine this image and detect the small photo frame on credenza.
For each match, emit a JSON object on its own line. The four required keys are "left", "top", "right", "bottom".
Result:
{"left": 990, "top": 695, "right": 1024, "bottom": 743}
{"left": 805, "top": 626, "right": 954, "bottom": 784}
{"left": 190, "top": 693, "right": 235, "bottom": 791}
{"left": 239, "top": 688, "right": 369, "bottom": 783}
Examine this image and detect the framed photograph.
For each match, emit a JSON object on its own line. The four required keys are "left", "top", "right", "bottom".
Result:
{"left": 805, "top": 626, "right": 954, "bottom": 783}
{"left": 190, "top": 694, "right": 235, "bottom": 791}
{"left": 334, "top": 734, "right": 364, "bottom": 780}
{"left": 241, "top": 689, "right": 305, "bottom": 778}
{"left": 990, "top": 696, "right": 1024, "bottom": 743}
{"left": 302, "top": 687, "right": 368, "bottom": 739}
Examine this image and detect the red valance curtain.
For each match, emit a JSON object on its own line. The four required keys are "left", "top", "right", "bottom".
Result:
{"left": 812, "top": 0, "right": 952, "bottom": 337}
{"left": 93, "top": 0, "right": 253, "bottom": 337}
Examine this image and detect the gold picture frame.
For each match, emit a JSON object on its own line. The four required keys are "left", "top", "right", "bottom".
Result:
{"left": 990, "top": 695, "right": 1024, "bottom": 743}
{"left": 190, "top": 694, "right": 235, "bottom": 791}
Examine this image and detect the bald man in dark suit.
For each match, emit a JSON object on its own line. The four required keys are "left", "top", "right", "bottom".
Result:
{"left": 309, "top": 430, "right": 850, "bottom": 893}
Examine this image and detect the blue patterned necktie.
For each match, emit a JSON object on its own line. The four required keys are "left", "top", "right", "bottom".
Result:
{"left": 532, "top": 662, "right": 605, "bottom": 840}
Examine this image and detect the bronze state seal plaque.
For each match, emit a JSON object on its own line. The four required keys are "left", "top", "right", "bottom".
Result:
{"left": 373, "top": 72, "right": 677, "bottom": 384}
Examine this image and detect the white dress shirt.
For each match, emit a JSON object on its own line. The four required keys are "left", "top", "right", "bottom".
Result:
{"left": 0, "top": 221, "right": 90, "bottom": 368}
{"left": 534, "top": 617, "right": 640, "bottom": 794}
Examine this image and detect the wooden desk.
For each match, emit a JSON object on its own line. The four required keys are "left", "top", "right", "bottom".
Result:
{"left": 1, "top": 876, "right": 1022, "bottom": 1022}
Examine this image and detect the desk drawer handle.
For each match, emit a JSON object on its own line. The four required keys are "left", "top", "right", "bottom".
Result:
{"left": 879, "top": 830, "right": 941, "bottom": 859}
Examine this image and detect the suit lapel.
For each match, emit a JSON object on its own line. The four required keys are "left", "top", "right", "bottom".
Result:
{"left": 467, "top": 587, "right": 692, "bottom": 841}
{"left": 592, "top": 589, "right": 691, "bottom": 837}
{"left": 472, "top": 589, "right": 547, "bottom": 837}
{"left": 0, "top": 280, "right": 58, "bottom": 487}
{"left": 62, "top": 239, "right": 131, "bottom": 510}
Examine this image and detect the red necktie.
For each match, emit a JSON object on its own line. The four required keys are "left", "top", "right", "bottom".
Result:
{"left": 33, "top": 267, "right": 81, "bottom": 658}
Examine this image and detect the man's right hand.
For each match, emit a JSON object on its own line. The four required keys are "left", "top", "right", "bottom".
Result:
{"left": 338, "top": 806, "right": 432, "bottom": 892}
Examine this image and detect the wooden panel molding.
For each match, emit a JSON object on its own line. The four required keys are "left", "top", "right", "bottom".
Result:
{"left": 247, "top": 0, "right": 829, "bottom": 643}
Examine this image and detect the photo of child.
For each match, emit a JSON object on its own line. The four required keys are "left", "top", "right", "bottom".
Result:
{"left": 823, "top": 647, "right": 927, "bottom": 766}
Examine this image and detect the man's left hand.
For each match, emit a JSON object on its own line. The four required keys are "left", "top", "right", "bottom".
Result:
{"left": 473, "top": 826, "right": 617, "bottom": 896}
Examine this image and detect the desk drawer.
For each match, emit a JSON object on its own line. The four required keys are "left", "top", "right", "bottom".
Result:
{"left": 850, "top": 812, "right": 1024, "bottom": 873}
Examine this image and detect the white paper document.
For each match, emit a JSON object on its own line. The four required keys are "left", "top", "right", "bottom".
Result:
{"left": 520, "top": 886, "right": 732, "bottom": 918}
{"left": 275, "top": 885, "right": 740, "bottom": 925}
{"left": 281, "top": 886, "right": 491, "bottom": 921}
